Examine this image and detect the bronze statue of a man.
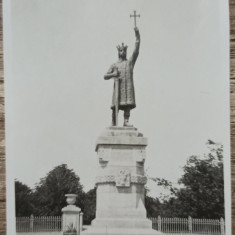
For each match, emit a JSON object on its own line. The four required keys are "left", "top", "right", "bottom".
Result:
{"left": 104, "top": 27, "right": 140, "bottom": 127}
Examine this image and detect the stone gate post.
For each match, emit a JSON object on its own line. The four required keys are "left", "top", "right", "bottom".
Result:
{"left": 62, "top": 194, "right": 81, "bottom": 235}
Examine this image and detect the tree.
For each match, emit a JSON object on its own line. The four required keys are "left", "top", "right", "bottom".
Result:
{"left": 145, "top": 195, "right": 161, "bottom": 217}
{"left": 15, "top": 180, "right": 34, "bottom": 216}
{"left": 175, "top": 140, "right": 224, "bottom": 218}
{"left": 33, "top": 164, "right": 85, "bottom": 216}
{"left": 83, "top": 188, "right": 96, "bottom": 225}
{"left": 147, "top": 140, "right": 224, "bottom": 218}
{"left": 145, "top": 179, "right": 176, "bottom": 217}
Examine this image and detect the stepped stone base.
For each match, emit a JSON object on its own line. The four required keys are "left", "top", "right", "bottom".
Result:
{"left": 82, "top": 227, "right": 162, "bottom": 235}
{"left": 91, "top": 218, "right": 152, "bottom": 228}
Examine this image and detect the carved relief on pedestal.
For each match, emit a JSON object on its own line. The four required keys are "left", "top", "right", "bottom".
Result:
{"left": 115, "top": 170, "right": 131, "bottom": 187}
{"left": 95, "top": 175, "right": 115, "bottom": 184}
{"left": 95, "top": 173, "right": 147, "bottom": 186}
{"left": 131, "top": 175, "right": 147, "bottom": 184}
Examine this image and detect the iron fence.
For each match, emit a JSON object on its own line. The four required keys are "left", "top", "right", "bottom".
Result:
{"left": 149, "top": 216, "right": 225, "bottom": 234}
{"left": 16, "top": 215, "right": 62, "bottom": 232}
{"left": 16, "top": 215, "right": 225, "bottom": 234}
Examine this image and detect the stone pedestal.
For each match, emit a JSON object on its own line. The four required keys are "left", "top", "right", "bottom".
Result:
{"left": 82, "top": 127, "right": 161, "bottom": 235}
{"left": 62, "top": 194, "right": 81, "bottom": 235}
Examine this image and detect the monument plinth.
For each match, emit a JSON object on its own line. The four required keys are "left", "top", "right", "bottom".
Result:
{"left": 82, "top": 127, "right": 161, "bottom": 235}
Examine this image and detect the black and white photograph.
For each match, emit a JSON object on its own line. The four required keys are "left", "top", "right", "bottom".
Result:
{"left": 3, "top": 1, "right": 231, "bottom": 235}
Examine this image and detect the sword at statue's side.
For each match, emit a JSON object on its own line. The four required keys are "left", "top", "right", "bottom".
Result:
{"left": 104, "top": 65, "right": 120, "bottom": 126}
{"left": 113, "top": 67, "right": 119, "bottom": 126}
{"left": 114, "top": 78, "right": 119, "bottom": 126}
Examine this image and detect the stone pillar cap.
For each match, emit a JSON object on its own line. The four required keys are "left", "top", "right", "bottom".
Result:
{"left": 62, "top": 205, "right": 81, "bottom": 213}
{"left": 65, "top": 194, "right": 78, "bottom": 197}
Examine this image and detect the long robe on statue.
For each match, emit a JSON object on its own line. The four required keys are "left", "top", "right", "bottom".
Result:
{"left": 107, "top": 40, "right": 140, "bottom": 111}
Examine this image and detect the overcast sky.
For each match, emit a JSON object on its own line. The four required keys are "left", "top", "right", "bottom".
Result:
{"left": 4, "top": 0, "right": 230, "bottom": 231}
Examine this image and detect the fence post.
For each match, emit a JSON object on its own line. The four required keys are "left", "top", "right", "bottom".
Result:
{"left": 158, "top": 216, "right": 161, "bottom": 232}
{"left": 30, "top": 214, "right": 34, "bottom": 232}
{"left": 188, "top": 216, "right": 192, "bottom": 234}
{"left": 79, "top": 212, "right": 83, "bottom": 235}
{"left": 220, "top": 218, "right": 225, "bottom": 235}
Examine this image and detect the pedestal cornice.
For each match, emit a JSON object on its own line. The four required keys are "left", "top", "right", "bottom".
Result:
{"left": 95, "top": 127, "right": 147, "bottom": 151}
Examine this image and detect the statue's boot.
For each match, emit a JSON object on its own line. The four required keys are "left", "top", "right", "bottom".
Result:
{"left": 123, "top": 109, "right": 133, "bottom": 127}
{"left": 124, "top": 118, "right": 133, "bottom": 127}
{"left": 112, "top": 109, "right": 117, "bottom": 126}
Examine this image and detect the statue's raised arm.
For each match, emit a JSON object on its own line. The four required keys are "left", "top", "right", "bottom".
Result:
{"left": 129, "top": 27, "right": 140, "bottom": 67}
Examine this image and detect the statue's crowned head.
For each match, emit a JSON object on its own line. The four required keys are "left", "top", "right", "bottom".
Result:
{"left": 117, "top": 43, "right": 128, "bottom": 60}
